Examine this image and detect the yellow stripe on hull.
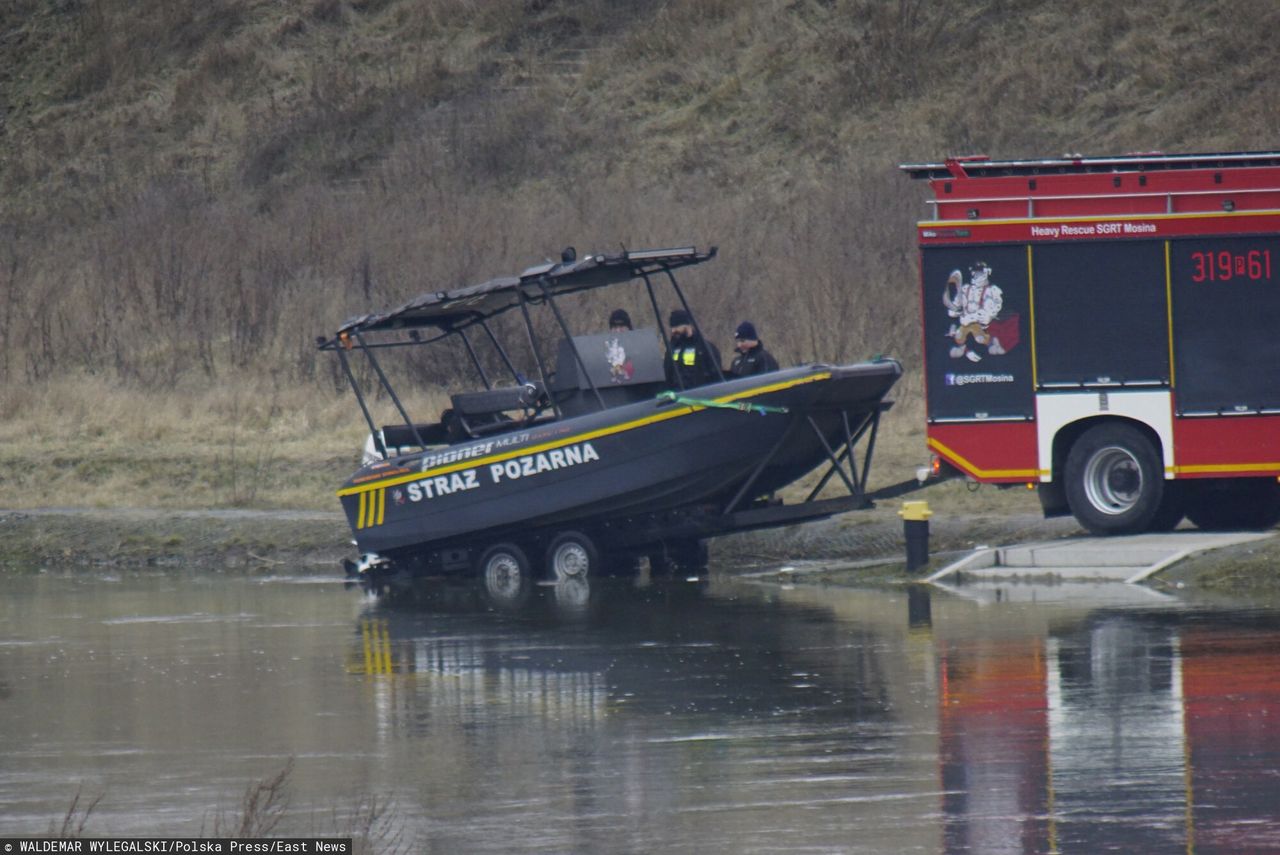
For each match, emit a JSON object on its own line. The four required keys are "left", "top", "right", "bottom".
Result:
{"left": 338, "top": 372, "right": 833, "bottom": 498}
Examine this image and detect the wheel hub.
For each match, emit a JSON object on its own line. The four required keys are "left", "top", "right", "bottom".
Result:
{"left": 552, "top": 543, "right": 589, "bottom": 579}
{"left": 1084, "top": 446, "right": 1143, "bottom": 514}
{"left": 484, "top": 554, "right": 523, "bottom": 596}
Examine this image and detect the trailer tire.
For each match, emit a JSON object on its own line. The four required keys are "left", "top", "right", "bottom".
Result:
{"left": 545, "top": 531, "right": 598, "bottom": 580}
{"left": 677, "top": 540, "right": 710, "bottom": 572}
{"left": 646, "top": 549, "right": 673, "bottom": 577}
{"left": 1185, "top": 478, "right": 1280, "bottom": 531}
{"left": 1064, "top": 424, "right": 1164, "bottom": 536}
{"left": 477, "top": 542, "right": 533, "bottom": 607}
{"left": 647, "top": 540, "right": 708, "bottom": 577}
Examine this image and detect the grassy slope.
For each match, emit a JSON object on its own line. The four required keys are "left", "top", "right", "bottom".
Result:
{"left": 2, "top": 0, "right": 1279, "bottom": 513}
{"left": 6, "top": 1, "right": 1279, "bottom": 219}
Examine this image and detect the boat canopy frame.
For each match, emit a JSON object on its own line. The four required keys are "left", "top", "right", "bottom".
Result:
{"left": 317, "top": 246, "right": 721, "bottom": 459}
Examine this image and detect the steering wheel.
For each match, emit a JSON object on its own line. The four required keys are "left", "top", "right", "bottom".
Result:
{"left": 518, "top": 382, "right": 551, "bottom": 424}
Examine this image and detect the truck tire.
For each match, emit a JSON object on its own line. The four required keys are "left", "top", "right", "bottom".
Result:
{"left": 1064, "top": 424, "right": 1164, "bottom": 536}
{"left": 1185, "top": 478, "right": 1280, "bottom": 531}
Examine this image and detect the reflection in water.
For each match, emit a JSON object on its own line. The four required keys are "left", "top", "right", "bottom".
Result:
{"left": 4, "top": 571, "right": 1280, "bottom": 852}
{"left": 929, "top": 605, "right": 1280, "bottom": 855}
{"left": 1049, "top": 619, "right": 1185, "bottom": 854}
{"left": 348, "top": 578, "right": 926, "bottom": 853}
{"left": 939, "top": 636, "right": 1051, "bottom": 854}
{"left": 1182, "top": 625, "right": 1280, "bottom": 854}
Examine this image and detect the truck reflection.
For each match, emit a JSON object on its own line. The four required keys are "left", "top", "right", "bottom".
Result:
{"left": 1182, "top": 624, "right": 1280, "bottom": 854}
{"left": 938, "top": 637, "right": 1051, "bottom": 854}
{"left": 934, "top": 606, "right": 1280, "bottom": 854}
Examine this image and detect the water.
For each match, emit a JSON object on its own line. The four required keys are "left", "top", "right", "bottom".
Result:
{"left": 3, "top": 567, "right": 1280, "bottom": 853}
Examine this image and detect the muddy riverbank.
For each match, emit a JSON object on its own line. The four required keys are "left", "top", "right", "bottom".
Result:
{"left": 0, "top": 508, "right": 350, "bottom": 573}
{"left": 2, "top": 506, "right": 1275, "bottom": 590}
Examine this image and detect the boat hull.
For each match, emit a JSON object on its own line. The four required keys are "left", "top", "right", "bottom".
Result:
{"left": 339, "top": 361, "right": 901, "bottom": 557}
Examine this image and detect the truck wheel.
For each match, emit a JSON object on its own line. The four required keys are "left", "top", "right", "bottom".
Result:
{"left": 1186, "top": 478, "right": 1280, "bottom": 531}
{"left": 545, "top": 531, "right": 598, "bottom": 580}
{"left": 477, "top": 542, "right": 533, "bottom": 606}
{"left": 1064, "top": 424, "right": 1164, "bottom": 536}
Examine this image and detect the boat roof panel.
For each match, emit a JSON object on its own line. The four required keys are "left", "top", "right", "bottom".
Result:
{"left": 334, "top": 246, "right": 716, "bottom": 336}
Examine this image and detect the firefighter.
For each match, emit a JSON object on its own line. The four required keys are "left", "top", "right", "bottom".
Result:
{"left": 727, "top": 321, "right": 779, "bottom": 377}
{"left": 664, "top": 308, "right": 722, "bottom": 389}
{"left": 608, "top": 308, "right": 633, "bottom": 332}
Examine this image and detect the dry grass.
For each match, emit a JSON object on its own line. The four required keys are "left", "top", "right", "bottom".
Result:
{"left": 3, "top": 0, "right": 1278, "bottom": 512}
{"left": 0, "top": 370, "right": 1042, "bottom": 518}
{"left": 0, "top": 374, "right": 445, "bottom": 509}
{"left": 5, "top": 0, "right": 1279, "bottom": 343}
{"left": 45, "top": 760, "right": 401, "bottom": 852}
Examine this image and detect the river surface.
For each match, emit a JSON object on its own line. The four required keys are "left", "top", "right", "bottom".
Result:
{"left": 3, "top": 566, "right": 1280, "bottom": 853}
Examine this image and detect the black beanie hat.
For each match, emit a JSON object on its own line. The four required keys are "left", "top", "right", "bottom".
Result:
{"left": 608, "top": 308, "right": 632, "bottom": 328}
{"left": 669, "top": 308, "right": 693, "bottom": 327}
{"left": 735, "top": 321, "right": 758, "bottom": 340}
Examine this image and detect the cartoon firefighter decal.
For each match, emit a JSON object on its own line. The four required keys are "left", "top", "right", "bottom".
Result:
{"left": 605, "top": 336, "right": 635, "bottom": 383}
{"left": 943, "top": 261, "right": 1018, "bottom": 361}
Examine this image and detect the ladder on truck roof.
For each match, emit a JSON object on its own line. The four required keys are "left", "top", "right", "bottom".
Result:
{"left": 900, "top": 151, "right": 1280, "bottom": 181}
{"left": 899, "top": 150, "right": 1280, "bottom": 221}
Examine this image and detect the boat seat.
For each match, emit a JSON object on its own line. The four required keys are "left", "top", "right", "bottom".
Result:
{"left": 381, "top": 422, "right": 450, "bottom": 449}
{"left": 450, "top": 383, "right": 544, "bottom": 416}
{"left": 448, "top": 383, "right": 546, "bottom": 439}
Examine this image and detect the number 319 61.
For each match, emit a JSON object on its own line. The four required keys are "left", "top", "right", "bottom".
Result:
{"left": 1190, "top": 249, "right": 1273, "bottom": 282}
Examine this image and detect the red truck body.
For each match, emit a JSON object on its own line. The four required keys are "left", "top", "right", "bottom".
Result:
{"left": 902, "top": 152, "right": 1280, "bottom": 534}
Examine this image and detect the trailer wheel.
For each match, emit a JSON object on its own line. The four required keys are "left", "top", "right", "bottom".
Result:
{"left": 477, "top": 542, "right": 533, "bottom": 606}
{"left": 675, "top": 540, "right": 710, "bottom": 572}
{"left": 545, "top": 531, "right": 598, "bottom": 580}
{"left": 649, "top": 539, "right": 709, "bottom": 576}
{"left": 1064, "top": 424, "right": 1164, "bottom": 535}
{"left": 1185, "top": 478, "right": 1280, "bottom": 531}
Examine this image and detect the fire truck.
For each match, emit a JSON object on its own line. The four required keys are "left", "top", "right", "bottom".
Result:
{"left": 901, "top": 151, "right": 1280, "bottom": 535}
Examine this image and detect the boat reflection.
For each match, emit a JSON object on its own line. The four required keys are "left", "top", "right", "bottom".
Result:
{"left": 345, "top": 576, "right": 1280, "bottom": 853}
{"left": 348, "top": 577, "right": 890, "bottom": 720}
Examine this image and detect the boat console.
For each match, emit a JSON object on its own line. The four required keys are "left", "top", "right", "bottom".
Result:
{"left": 551, "top": 328, "right": 666, "bottom": 416}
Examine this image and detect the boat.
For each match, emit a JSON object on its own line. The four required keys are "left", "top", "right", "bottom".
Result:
{"left": 318, "top": 245, "right": 903, "bottom": 591}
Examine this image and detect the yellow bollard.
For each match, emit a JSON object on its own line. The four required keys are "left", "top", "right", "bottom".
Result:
{"left": 899, "top": 501, "right": 933, "bottom": 572}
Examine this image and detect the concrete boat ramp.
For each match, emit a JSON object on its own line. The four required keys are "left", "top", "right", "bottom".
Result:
{"left": 926, "top": 530, "right": 1274, "bottom": 603}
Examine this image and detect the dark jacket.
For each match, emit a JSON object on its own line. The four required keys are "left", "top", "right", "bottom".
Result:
{"left": 664, "top": 331, "right": 722, "bottom": 389}
{"left": 728, "top": 342, "right": 779, "bottom": 377}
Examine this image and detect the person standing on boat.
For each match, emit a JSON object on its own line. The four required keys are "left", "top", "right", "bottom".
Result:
{"left": 727, "top": 321, "right": 779, "bottom": 377}
{"left": 608, "top": 309, "right": 633, "bottom": 332}
{"left": 665, "top": 308, "right": 722, "bottom": 389}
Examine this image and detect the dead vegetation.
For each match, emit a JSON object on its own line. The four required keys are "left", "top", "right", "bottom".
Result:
{"left": 2, "top": 0, "right": 1279, "bottom": 508}
{"left": 42, "top": 761, "right": 401, "bottom": 852}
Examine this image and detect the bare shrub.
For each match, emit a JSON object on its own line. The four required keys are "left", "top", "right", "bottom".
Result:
{"left": 211, "top": 758, "right": 294, "bottom": 838}
{"left": 47, "top": 787, "right": 103, "bottom": 839}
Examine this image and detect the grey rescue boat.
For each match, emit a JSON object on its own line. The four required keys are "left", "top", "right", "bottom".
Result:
{"left": 318, "top": 246, "right": 901, "bottom": 588}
